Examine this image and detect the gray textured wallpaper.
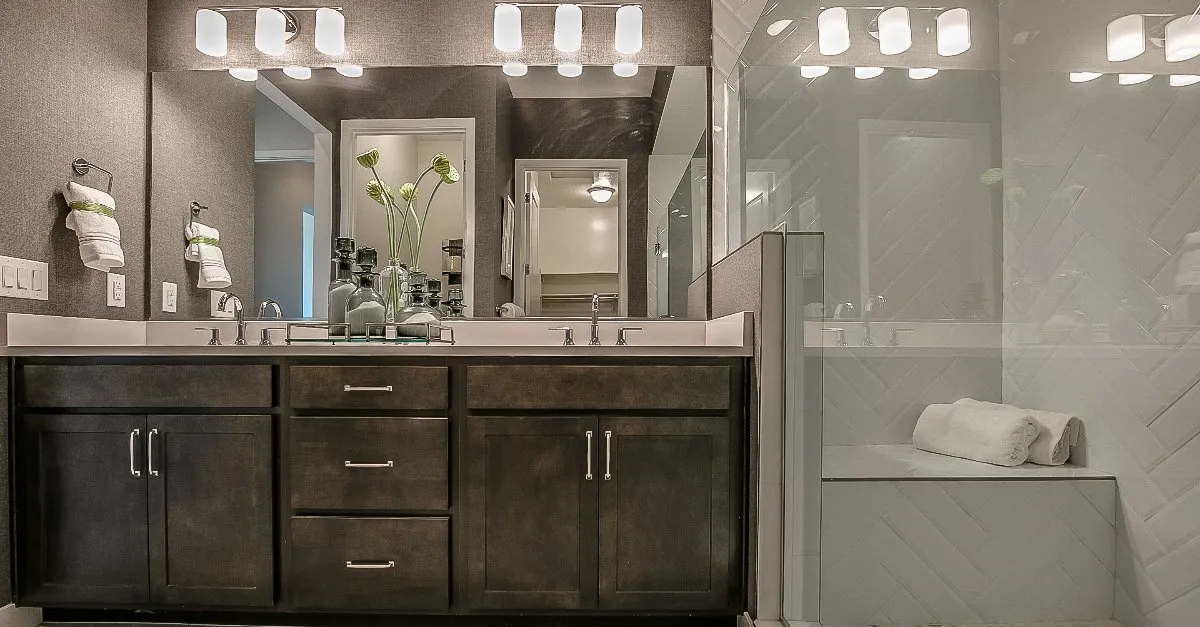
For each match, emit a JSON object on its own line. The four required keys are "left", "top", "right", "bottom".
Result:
{"left": 148, "top": 0, "right": 711, "bottom": 71}
{"left": 150, "top": 72, "right": 257, "bottom": 320}
{"left": 0, "top": 0, "right": 148, "bottom": 319}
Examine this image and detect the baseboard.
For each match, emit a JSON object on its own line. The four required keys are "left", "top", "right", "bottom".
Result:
{"left": 0, "top": 604, "right": 41, "bottom": 627}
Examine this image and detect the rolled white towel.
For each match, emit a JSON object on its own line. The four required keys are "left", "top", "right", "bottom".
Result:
{"left": 184, "top": 221, "right": 232, "bottom": 289}
{"left": 64, "top": 182, "right": 124, "bottom": 271}
{"left": 954, "top": 398, "right": 1081, "bottom": 466}
{"left": 913, "top": 403, "right": 1040, "bottom": 467}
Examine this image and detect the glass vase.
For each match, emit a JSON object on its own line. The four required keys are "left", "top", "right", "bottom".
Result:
{"left": 379, "top": 259, "right": 410, "bottom": 323}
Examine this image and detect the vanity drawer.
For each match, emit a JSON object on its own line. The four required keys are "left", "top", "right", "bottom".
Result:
{"left": 467, "top": 365, "right": 731, "bottom": 411}
{"left": 289, "top": 516, "right": 450, "bottom": 611}
{"left": 288, "top": 366, "right": 449, "bottom": 410}
{"left": 289, "top": 416, "right": 448, "bottom": 511}
{"left": 21, "top": 364, "right": 272, "bottom": 408}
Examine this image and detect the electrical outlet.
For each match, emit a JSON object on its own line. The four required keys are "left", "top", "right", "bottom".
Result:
{"left": 0, "top": 255, "right": 49, "bottom": 301}
{"left": 162, "top": 282, "right": 178, "bottom": 313}
{"left": 107, "top": 273, "right": 126, "bottom": 308}
{"left": 211, "top": 290, "right": 234, "bottom": 318}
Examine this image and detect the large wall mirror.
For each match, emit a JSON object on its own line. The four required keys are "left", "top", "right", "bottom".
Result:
{"left": 148, "top": 65, "right": 709, "bottom": 320}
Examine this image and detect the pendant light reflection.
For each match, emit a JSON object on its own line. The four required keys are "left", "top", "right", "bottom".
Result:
{"left": 615, "top": 5, "right": 643, "bottom": 54}
{"left": 555, "top": 4, "right": 583, "bottom": 53}
{"left": 937, "top": 8, "right": 971, "bottom": 56}
{"left": 1167, "top": 15, "right": 1200, "bottom": 62}
{"left": 1069, "top": 72, "right": 1103, "bottom": 83}
{"left": 503, "top": 62, "right": 529, "bottom": 77}
{"left": 766, "top": 19, "right": 793, "bottom": 37}
{"left": 229, "top": 68, "right": 259, "bottom": 82}
{"left": 315, "top": 8, "right": 346, "bottom": 56}
{"left": 558, "top": 62, "right": 583, "bottom": 78}
{"left": 855, "top": 66, "right": 884, "bottom": 80}
{"left": 818, "top": 7, "right": 850, "bottom": 55}
{"left": 613, "top": 62, "right": 639, "bottom": 77}
{"left": 494, "top": 4, "right": 523, "bottom": 53}
{"left": 800, "top": 65, "right": 829, "bottom": 79}
{"left": 255, "top": 8, "right": 288, "bottom": 56}
{"left": 909, "top": 68, "right": 938, "bottom": 80}
{"left": 1171, "top": 75, "right": 1200, "bottom": 87}
{"left": 283, "top": 66, "right": 312, "bottom": 80}
{"left": 878, "top": 7, "right": 911, "bottom": 56}
{"left": 1118, "top": 73, "right": 1153, "bottom": 85}
{"left": 195, "top": 9, "right": 228, "bottom": 57}
{"left": 336, "top": 65, "right": 364, "bottom": 78}
{"left": 588, "top": 172, "right": 617, "bottom": 204}
{"left": 1107, "top": 15, "right": 1145, "bottom": 62}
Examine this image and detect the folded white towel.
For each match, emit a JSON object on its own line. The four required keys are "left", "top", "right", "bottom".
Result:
{"left": 913, "top": 404, "right": 1040, "bottom": 467}
{"left": 184, "top": 221, "right": 232, "bottom": 289}
{"left": 64, "top": 182, "right": 124, "bottom": 271}
{"left": 954, "top": 398, "right": 1081, "bottom": 466}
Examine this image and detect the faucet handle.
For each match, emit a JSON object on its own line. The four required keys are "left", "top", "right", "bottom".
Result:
{"left": 616, "top": 327, "right": 643, "bottom": 346}
{"left": 889, "top": 328, "right": 916, "bottom": 347}
{"left": 260, "top": 327, "right": 286, "bottom": 346}
{"left": 822, "top": 327, "right": 847, "bottom": 347}
{"left": 549, "top": 326, "right": 576, "bottom": 346}
{"left": 194, "top": 327, "right": 222, "bottom": 346}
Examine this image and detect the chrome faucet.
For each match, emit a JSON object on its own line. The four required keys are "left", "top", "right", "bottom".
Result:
{"left": 863, "top": 295, "right": 886, "bottom": 346}
{"left": 834, "top": 302, "right": 855, "bottom": 319}
{"left": 590, "top": 292, "right": 602, "bottom": 346}
{"left": 217, "top": 292, "right": 247, "bottom": 346}
{"left": 258, "top": 299, "right": 283, "bottom": 320}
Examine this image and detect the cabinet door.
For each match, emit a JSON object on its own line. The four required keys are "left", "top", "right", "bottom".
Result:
{"left": 147, "top": 415, "right": 273, "bottom": 607}
{"left": 598, "top": 417, "right": 733, "bottom": 610}
{"left": 15, "top": 414, "right": 149, "bottom": 605}
{"left": 464, "top": 416, "right": 597, "bottom": 610}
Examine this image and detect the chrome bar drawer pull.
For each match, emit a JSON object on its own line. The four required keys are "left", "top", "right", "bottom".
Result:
{"left": 585, "top": 430, "right": 594, "bottom": 481}
{"left": 344, "top": 461, "right": 395, "bottom": 468}
{"left": 343, "top": 385, "right": 394, "bottom": 393}
{"left": 129, "top": 429, "right": 141, "bottom": 477}
{"left": 345, "top": 560, "right": 395, "bottom": 569}
{"left": 604, "top": 430, "right": 613, "bottom": 481}
{"left": 148, "top": 428, "right": 160, "bottom": 477}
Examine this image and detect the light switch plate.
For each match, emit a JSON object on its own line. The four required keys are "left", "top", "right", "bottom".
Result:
{"left": 107, "top": 273, "right": 126, "bottom": 308}
{"left": 0, "top": 255, "right": 49, "bottom": 301}
{"left": 211, "top": 290, "right": 234, "bottom": 318}
{"left": 162, "top": 282, "right": 178, "bottom": 313}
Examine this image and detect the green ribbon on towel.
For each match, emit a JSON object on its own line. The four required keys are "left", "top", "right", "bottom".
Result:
{"left": 68, "top": 200, "right": 114, "bottom": 218}
{"left": 188, "top": 236, "right": 220, "bottom": 247}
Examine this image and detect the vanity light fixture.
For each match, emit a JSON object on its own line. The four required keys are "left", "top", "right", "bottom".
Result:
{"left": 195, "top": 9, "right": 228, "bottom": 57}
{"left": 855, "top": 66, "right": 884, "bottom": 79}
{"left": 256, "top": 8, "right": 289, "bottom": 56}
{"left": 1167, "top": 15, "right": 1200, "bottom": 62}
{"left": 283, "top": 66, "right": 312, "bottom": 80}
{"left": 588, "top": 172, "right": 617, "bottom": 203}
{"left": 1118, "top": 73, "right": 1153, "bottom": 85}
{"left": 1171, "top": 74, "right": 1200, "bottom": 86}
{"left": 1107, "top": 15, "right": 1145, "bottom": 62}
{"left": 556, "top": 4, "right": 583, "bottom": 53}
{"left": 336, "top": 64, "right": 364, "bottom": 77}
{"left": 1069, "top": 71, "right": 1103, "bottom": 82}
{"left": 799, "top": 65, "right": 829, "bottom": 79}
{"left": 503, "top": 62, "right": 529, "bottom": 77}
{"left": 909, "top": 67, "right": 939, "bottom": 79}
{"left": 615, "top": 5, "right": 643, "bottom": 54}
{"left": 558, "top": 62, "right": 583, "bottom": 77}
{"left": 937, "top": 8, "right": 971, "bottom": 56}
{"left": 494, "top": 4, "right": 523, "bottom": 53}
{"left": 878, "top": 7, "right": 911, "bottom": 55}
{"left": 613, "top": 62, "right": 639, "bottom": 77}
{"left": 229, "top": 68, "right": 259, "bottom": 81}
{"left": 818, "top": 8, "right": 850, "bottom": 55}
{"left": 315, "top": 8, "right": 346, "bottom": 56}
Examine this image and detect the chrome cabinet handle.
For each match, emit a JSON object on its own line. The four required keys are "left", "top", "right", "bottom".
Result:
{"left": 585, "top": 430, "right": 594, "bottom": 481}
{"left": 345, "top": 560, "right": 395, "bottom": 569}
{"left": 344, "top": 461, "right": 395, "bottom": 468}
{"left": 343, "top": 385, "right": 393, "bottom": 393}
{"left": 604, "top": 431, "right": 613, "bottom": 480}
{"left": 148, "top": 428, "right": 160, "bottom": 477}
{"left": 129, "top": 429, "right": 141, "bottom": 477}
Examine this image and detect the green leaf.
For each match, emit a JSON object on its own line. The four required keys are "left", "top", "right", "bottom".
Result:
{"left": 356, "top": 149, "right": 381, "bottom": 169}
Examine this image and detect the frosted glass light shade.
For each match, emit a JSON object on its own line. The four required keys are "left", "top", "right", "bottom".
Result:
{"left": 909, "top": 68, "right": 939, "bottom": 79}
{"left": 799, "top": 65, "right": 829, "bottom": 78}
{"left": 195, "top": 9, "right": 227, "bottom": 57}
{"left": 555, "top": 4, "right": 583, "bottom": 53}
{"left": 1171, "top": 74, "right": 1200, "bottom": 86}
{"left": 283, "top": 66, "right": 312, "bottom": 80}
{"left": 855, "top": 66, "right": 884, "bottom": 79}
{"left": 256, "top": 8, "right": 287, "bottom": 56}
{"left": 818, "top": 8, "right": 850, "bottom": 55}
{"left": 613, "top": 62, "right": 639, "bottom": 77}
{"left": 494, "top": 4, "right": 522, "bottom": 53}
{"left": 1167, "top": 16, "right": 1200, "bottom": 62}
{"left": 1069, "top": 71, "right": 1103, "bottom": 82}
{"left": 336, "top": 64, "right": 364, "bottom": 78}
{"left": 1118, "top": 73, "right": 1153, "bottom": 85}
{"left": 315, "top": 8, "right": 345, "bottom": 56}
{"left": 229, "top": 68, "right": 259, "bottom": 82}
{"left": 615, "top": 5, "right": 643, "bottom": 54}
{"left": 1107, "top": 15, "right": 1145, "bottom": 62}
{"left": 558, "top": 62, "right": 583, "bottom": 78}
{"left": 766, "top": 19, "right": 793, "bottom": 36}
{"left": 502, "top": 62, "right": 528, "bottom": 77}
{"left": 937, "top": 8, "right": 971, "bottom": 56}
{"left": 879, "top": 7, "right": 911, "bottom": 55}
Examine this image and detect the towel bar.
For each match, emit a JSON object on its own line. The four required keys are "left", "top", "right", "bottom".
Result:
{"left": 71, "top": 158, "right": 113, "bottom": 194}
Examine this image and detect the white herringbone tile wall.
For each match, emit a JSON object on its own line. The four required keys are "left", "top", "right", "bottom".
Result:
{"left": 821, "top": 480, "right": 1118, "bottom": 626}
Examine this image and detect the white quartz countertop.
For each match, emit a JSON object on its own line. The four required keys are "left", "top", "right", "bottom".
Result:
{"left": 823, "top": 444, "right": 1114, "bottom": 480}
